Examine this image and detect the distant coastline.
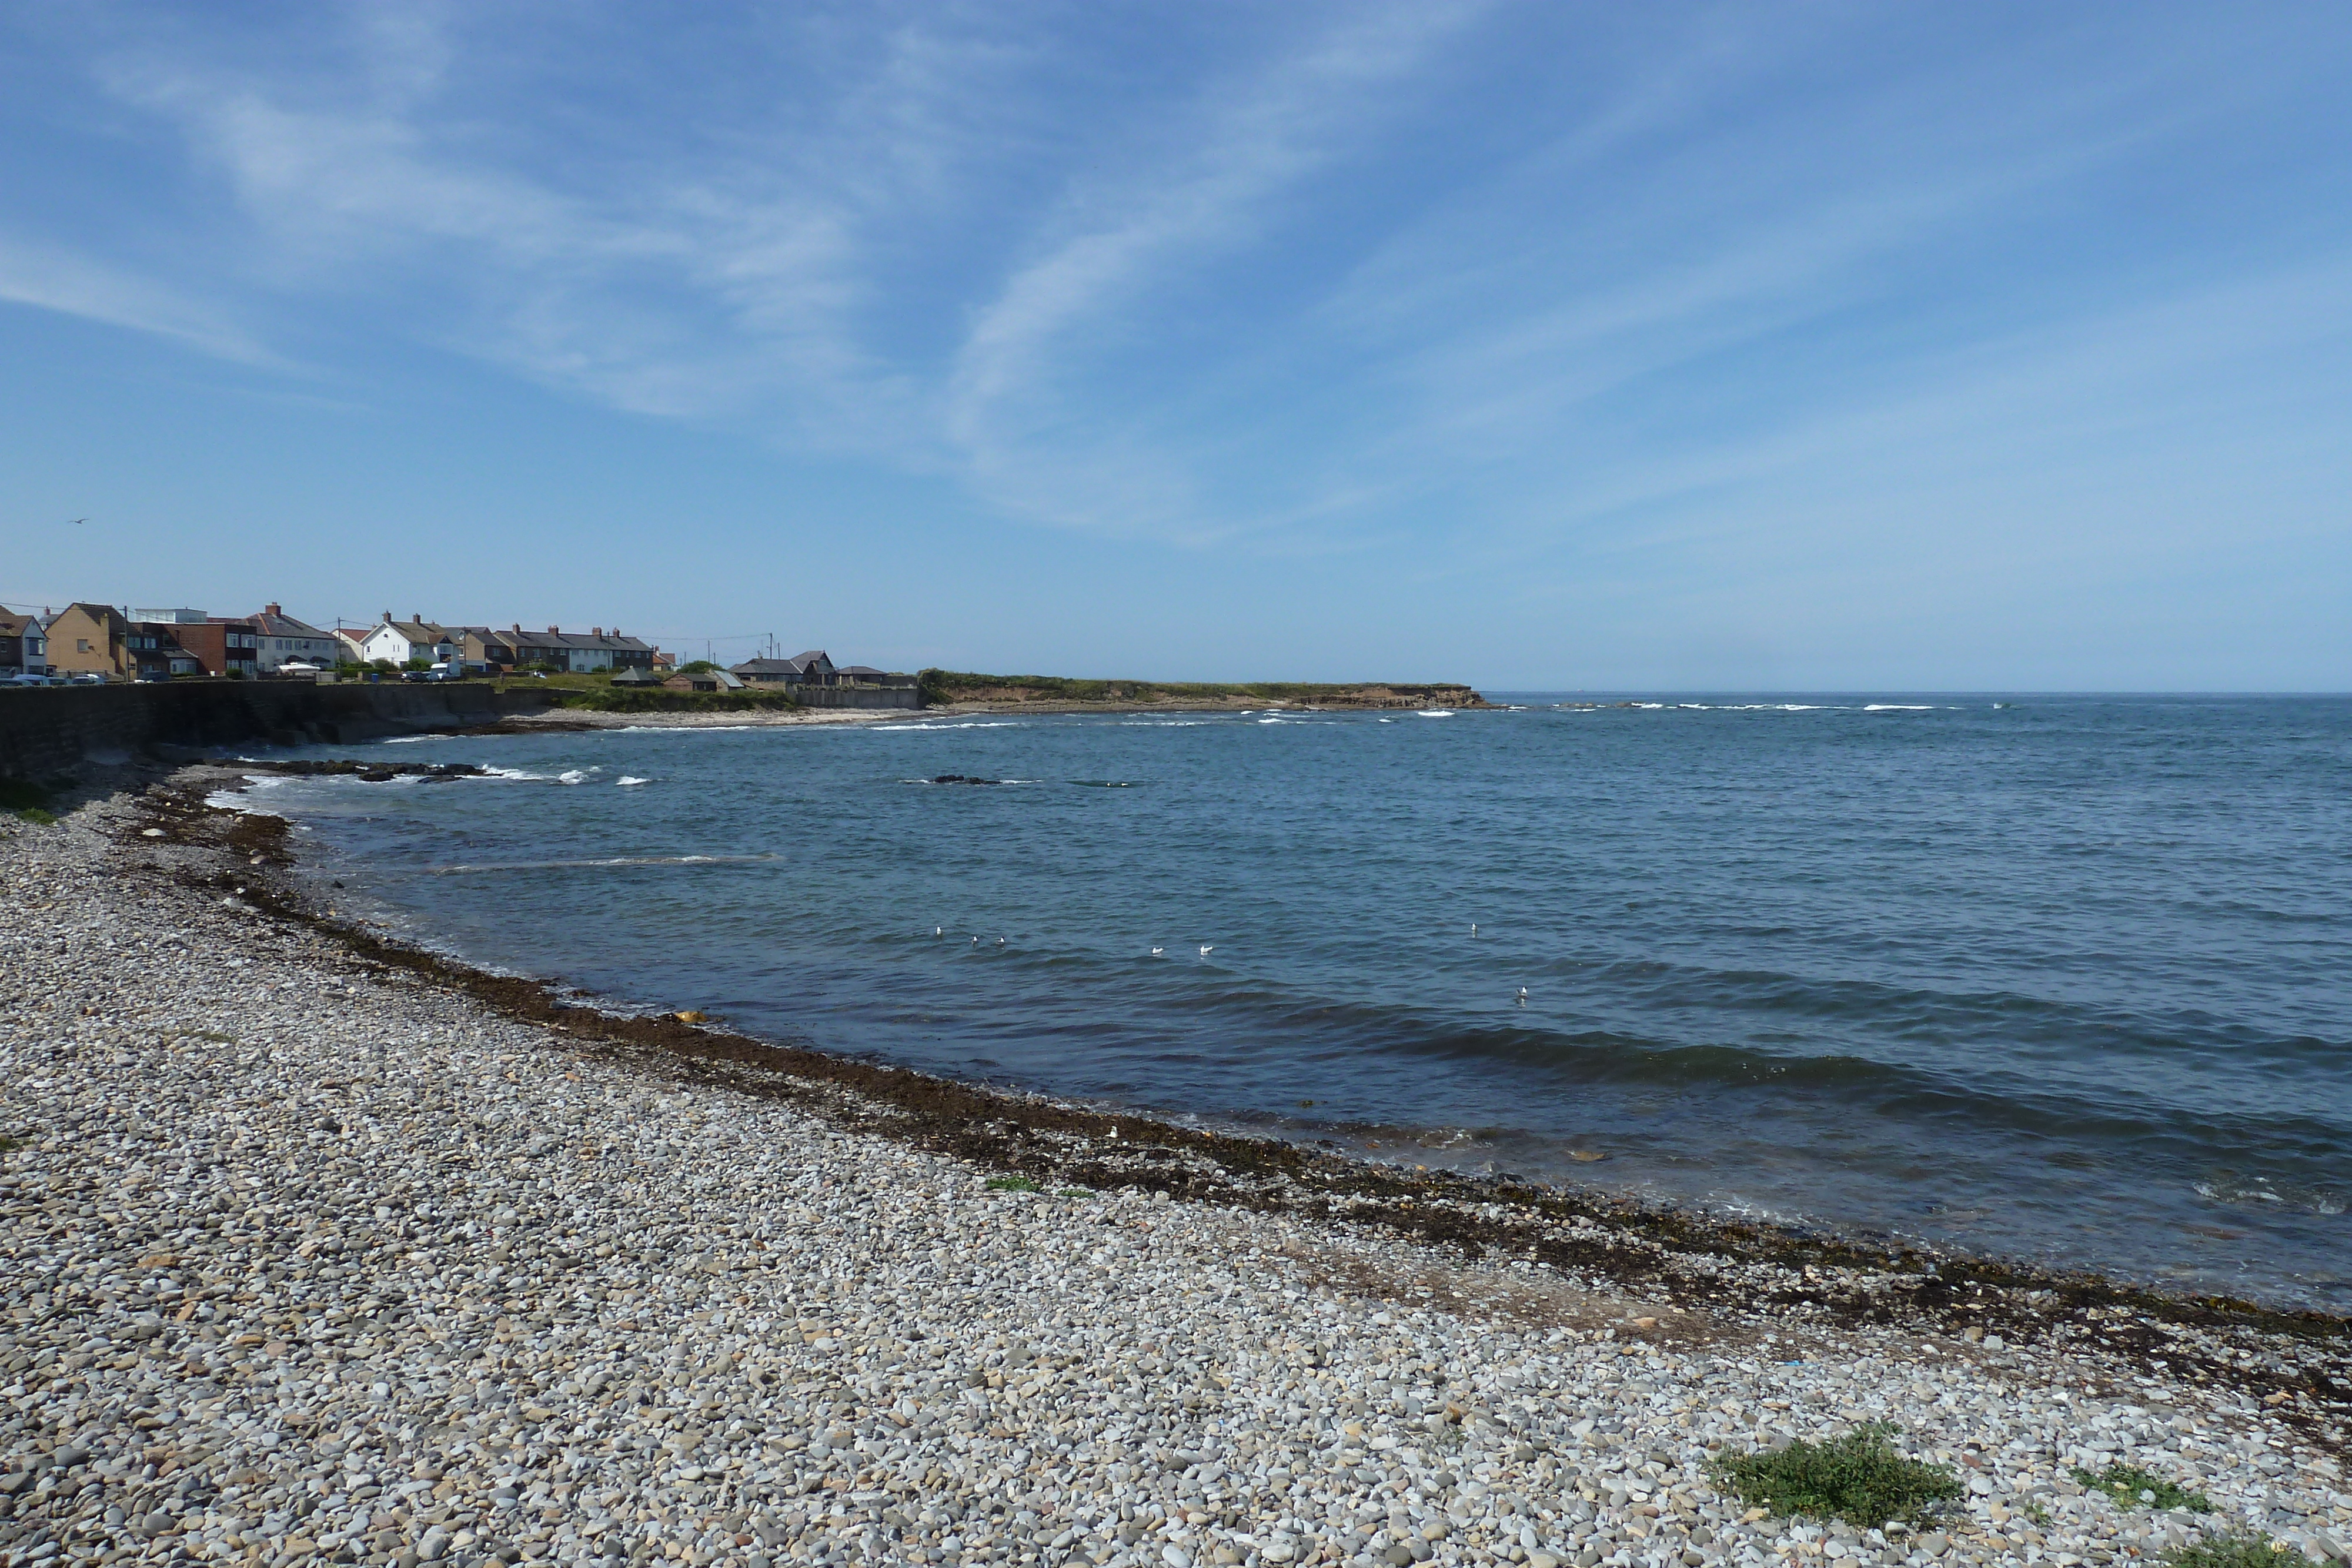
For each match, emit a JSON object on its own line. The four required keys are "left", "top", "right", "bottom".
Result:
{"left": 914, "top": 670, "right": 1494, "bottom": 711}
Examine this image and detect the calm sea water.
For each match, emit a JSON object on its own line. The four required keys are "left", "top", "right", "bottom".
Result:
{"left": 247, "top": 696, "right": 2352, "bottom": 1309}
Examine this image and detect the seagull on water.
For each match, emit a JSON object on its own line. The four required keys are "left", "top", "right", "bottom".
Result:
{"left": 934, "top": 926, "right": 943, "bottom": 937}
{"left": 1150, "top": 946, "right": 1164, "bottom": 957}
{"left": 997, "top": 937, "right": 1006, "bottom": 947}
{"left": 1517, "top": 987, "right": 1528, "bottom": 1004}
{"left": 1470, "top": 923, "right": 1478, "bottom": 938}
{"left": 1199, "top": 944, "right": 1215, "bottom": 957}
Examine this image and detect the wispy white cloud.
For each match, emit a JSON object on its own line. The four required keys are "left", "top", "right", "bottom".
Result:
{"left": 0, "top": 233, "right": 286, "bottom": 367}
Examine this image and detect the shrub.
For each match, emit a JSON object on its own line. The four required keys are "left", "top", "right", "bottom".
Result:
{"left": 0, "top": 778, "right": 57, "bottom": 826}
{"left": 2165, "top": 1531, "right": 2317, "bottom": 1567}
{"left": 2076, "top": 1463, "right": 2212, "bottom": 1513}
{"left": 553, "top": 687, "right": 799, "bottom": 714}
{"left": 1710, "top": 1423, "right": 1963, "bottom": 1526}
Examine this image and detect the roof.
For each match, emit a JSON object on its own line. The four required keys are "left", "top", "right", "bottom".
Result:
{"left": 0, "top": 612, "right": 34, "bottom": 637}
{"left": 377, "top": 620, "right": 457, "bottom": 643}
{"left": 731, "top": 650, "right": 831, "bottom": 675}
{"left": 239, "top": 609, "right": 333, "bottom": 638}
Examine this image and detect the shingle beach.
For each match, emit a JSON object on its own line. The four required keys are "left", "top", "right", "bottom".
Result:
{"left": 3, "top": 774, "right": 2348, "bottom": 1568}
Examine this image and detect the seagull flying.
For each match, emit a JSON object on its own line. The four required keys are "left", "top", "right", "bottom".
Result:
{"left": 69, "top": 517, "right": 86, "bottom": 526}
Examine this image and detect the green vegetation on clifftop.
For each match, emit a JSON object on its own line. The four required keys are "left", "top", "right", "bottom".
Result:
{"left": 916, "top": 670, "right": 1487, "bottom": 708}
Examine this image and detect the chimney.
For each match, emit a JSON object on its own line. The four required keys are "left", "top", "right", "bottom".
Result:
{"left": 512, "top": 623, "right": 522, "bottom": 633}
{"left": 592, "top": 626, "right": 602, "bottom": 637}
{"left": 266, "top": 603, "right": 280, "bottom": 617}
{"left": 549, "top": 626, "right": 559, "bottom": 634}
{"left": 382, "top": 610, "right": 391, "bottom": 623}
{"left": 412, "top": 612, "right": 422, "bottom": 625}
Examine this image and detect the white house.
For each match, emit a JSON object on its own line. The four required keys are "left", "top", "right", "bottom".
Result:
{"left": 242, "top": 604, "right": 343, "bottom": 672}
{"left": 358, "top": 613, "right": 462, "bottom": 668}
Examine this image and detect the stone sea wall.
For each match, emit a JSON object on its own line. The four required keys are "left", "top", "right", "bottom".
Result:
{"left": 0, "top": 681, "right": 552, "bottom": 777}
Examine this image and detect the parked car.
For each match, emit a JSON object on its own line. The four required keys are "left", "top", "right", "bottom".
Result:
{"left": 0, "top": 672, "right": 54, "bottom": 686}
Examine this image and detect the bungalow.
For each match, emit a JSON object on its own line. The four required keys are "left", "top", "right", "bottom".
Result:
{"left": 0, "top": 610, "right": 46, "bottom": 675}
{"left": 730, "top": 650, "right": 836, "bottom": 687}
{"left": 240, "top": 605, "right": 343, "bottom": 673}
{"left": 663, "top": 668, "right": 744, "bottom": 693}
{"left": 729, "top": 651, "right": 914, "bottom": 691}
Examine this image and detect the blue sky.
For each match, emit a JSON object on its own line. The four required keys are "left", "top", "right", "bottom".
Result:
{"left": 2, "top": 2, "right": 2347, "bottom": 688}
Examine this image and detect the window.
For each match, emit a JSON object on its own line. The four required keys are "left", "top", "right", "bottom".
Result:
{"left": 78, "top": 639, "right": 92, "bottom": 653}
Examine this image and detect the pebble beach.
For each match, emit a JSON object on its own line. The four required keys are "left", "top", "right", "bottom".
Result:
{"left": 3, "top": 774, "right": 2348, "bottom": 1568}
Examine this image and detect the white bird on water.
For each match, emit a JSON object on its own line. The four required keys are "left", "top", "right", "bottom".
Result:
{"left": 1199, "top": 944, "right": 1215, "bottom": 957}
{"left": 998, "top": 937, "right": 1006, "bottom": 947}
{"left": 934, "top": 926, "right": 943, "bottom": 937}
{"left": 1150, "top": 946, "right": 1164, "bottom": 957}
{"left": 1470, "top": 922, "right": 1478, "bottom": 938}
{"left": 1517, "top": 987, "right": 1528, "bottom": 1004}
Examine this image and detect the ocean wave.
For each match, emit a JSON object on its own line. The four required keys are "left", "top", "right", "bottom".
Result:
{"left": 616, "top": 776, "right": 652, "bottom": 787}
{"left": 424, "top": 853, "right": 780, "bottom": 875}
{"left": 1863, "top": 704, "right": 1937, "bottom": 711}
{"left": 1416, "top": 710, "right": 1456, "bottom": 717}
{"left": 477, "top": 766, "right": 552, "bottom": 781}
{"left": 873, "top": 721, "right": 1026, "bottom": 731}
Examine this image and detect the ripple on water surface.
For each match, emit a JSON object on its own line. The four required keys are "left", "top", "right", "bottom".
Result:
{"left": 254, "top": 694, "right": 2352, "bottom": 1309}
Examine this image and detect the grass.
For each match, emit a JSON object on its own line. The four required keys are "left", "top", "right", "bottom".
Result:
{"left": 916, "top": 669, "right": 1481, "bottom": 706}
{"left": 985, "top": 1175, "right": 1041, "bottom": 1192}
{"left": 2164, "top": 1531, "right": 2316, "bottom": 1566}
{"left": 552, "top": 686, "right": 800, "bottom": 714}
{"left": 2076, "top": 1463, "right": 2213, "bottom": 1513}
{"left": 0, "top": 778, "right": 58, "bottom": 825}
{"left": 0, "top": 1133, "right": 25, "bottom": 1154}
{"left": 1709, "top": 1423, "right": 1963, "bottom": 1527}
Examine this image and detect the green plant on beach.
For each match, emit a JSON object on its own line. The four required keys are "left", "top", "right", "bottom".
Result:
{"left": 2076, "top": 1463, "right": 2213, "bottom": 1513}
{"left": 0, "top": 1133, "right": 25, "bottom": 1154}
{"left": 1709, "top": 1423, "right": 1963, "bottom": 1527}
{"left": 0, "top": 779, "right": 58, "bottom": 825}
{"left": 2164, "top": 1531, "right": 2317, "bottom": 1567}
{"left": 985, "top": 1174, "right": 1041, "bottom": 1192}
{"left": 554, "top": 687, "right": 798, "bottom": 714}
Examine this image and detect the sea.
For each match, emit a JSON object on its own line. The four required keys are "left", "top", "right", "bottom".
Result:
{"left": 236, "top": 694, "right": 2352, "bottom": 1311}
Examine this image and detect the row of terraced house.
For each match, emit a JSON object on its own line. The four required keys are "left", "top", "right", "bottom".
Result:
{"left": 0, "top": 603, "right": 669, "bottom": 681}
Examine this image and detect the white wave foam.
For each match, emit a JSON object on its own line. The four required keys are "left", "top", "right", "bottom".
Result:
{"left": 1416, "top": 710, "right": 1455, "bottom": 717}
{"left": 379, "top": 735, "right": 431, "bottom": 744}
{"left": 557, "top": 770, "right": 590, "bottom": 784}
{"left": 616, "top": 776, "right": 652, "bottom": 787}
{"left": 873, "top": 721, "right": 1024, "bottom": 731}
{"left": 1863, "top": 704, "right": 1935, "bottom": 711}
{"left": 425, "top": 852, "right": 779, "bottom": 875}
{"left": 476, "top": 766, "right": 551, "bottom": 781}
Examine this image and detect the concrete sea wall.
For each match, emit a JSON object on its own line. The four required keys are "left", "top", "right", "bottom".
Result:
{"left": 0, "top": 681, "right": 554, "bottom": 777}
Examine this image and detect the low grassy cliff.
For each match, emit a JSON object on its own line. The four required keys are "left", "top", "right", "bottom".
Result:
{"left": 916, "top": 671, "right": 1490, "bottom": 709}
